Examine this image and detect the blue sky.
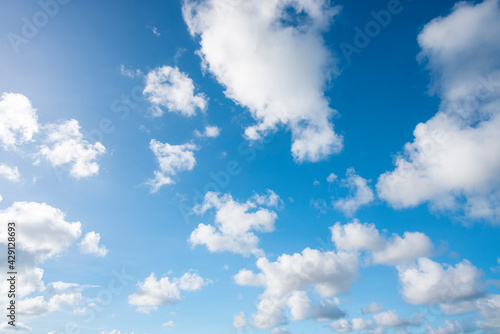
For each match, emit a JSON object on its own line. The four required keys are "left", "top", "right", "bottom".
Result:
{"left": 1, "top": 0, "right": 500, "bottom": 333}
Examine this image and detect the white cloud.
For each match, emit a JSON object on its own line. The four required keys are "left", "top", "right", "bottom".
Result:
{"left": 326, "top": 173, "right": 337, "bottom": 183}
{"left": 330, "top": 318, "right": 351, "bottom": 333}
{"left": 39, "top": 119, "right": 106, "bottom": 179}
{"left": 182, "top": 0, "right": 343, "bottom": 162}
{"left": 162, "top": 321, "right": 176, "bottom": 328}
{"left": 19, "top": 293, "right": 83, "bottom": 316}
{"left": 0, "top": 202, "right": 81, "bottom": 263}
{"left": 362, "top": 302, "right": 384, "bottom": 314}
{"left": 476, "top": 294, "right": 500, "bottom": 331}
{"left": 0, "top": 163, "right": 20, "bottom": 182}
{"left": 143, "top": 65, "right": 207, "bottom": 117}
{"left": 194, "top": 125, "right": 220, "bottom": 138}
{"left": 397, "top": 258, "right": 486, "bottom": 305}
{"left": 333, "top": 168, "right": 374, "bottom": 216}
{"left": 0, "top": 321, "right": 32, "bottom": 331}
{"left": 119, "top": 65, "right": 142, "bottom": 78}
{"left": 78, "top": 232, "right": 108, "bottom": 257}
{"left": 190, "top": 191, "right": 279, "bottom": 257}
{"left": 271, "top": 328, "right": 291, "bottom": 334}
{"left": 147, "top": 139, "right": 197, "bottom": 192}
{"left": 377, "top": 0, "right": 500, "bottom": 222}
{"left": 234, "top": 248, "right": 354, "bottom": 328}
{"left": 426, "top": 319, "right": 475, "bottom": 334}
{"left": 233, "top": 311, "right": 247, "bottom": 328}
{"left": 351, "top": 317, "right": 375, "bottom": 331}
{"left": 331, "top": 220, "right": 433, "bottom": 265}
{"left": 373, "top": 310, "right": 422, "bottom": 328}
{"left": 0, "top": 92, "right": 39, "bottom": 150}
{"left": 128, "top": 272, "right": 208, "bottom": 313}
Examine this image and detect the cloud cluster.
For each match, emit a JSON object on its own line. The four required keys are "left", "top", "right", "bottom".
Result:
{"left": 0, "top": 201, "right": 106, "bottom": 318}
{"left": 39, "top": 119, "right": 106, "bottom": 178}
{"left": 128, "top": 271, "right": 208, "bottom": 313}
{"left": 190, "top": 191, "right": 280, "bottom": 257}
{"left": 144, "top": 65, "right": 207, "bottom": 117}
{"left": 377, "top": 0, "right": 500, "bottom": 223}
{"left": 234, "top": 247, "right": 355, "bottom": 328}
{"left": 183, "top": 0, "right": 343, "bottom": 162}
{"left": 331, "top": 220, "right": 434, "bottom": 265}
{"left": 0, "top": 92, "right": 106, "bottom": 179}
{"left": 147, "top": 139, "right": 198, "bottom": 192}
{"left": 189, "top": 190, "right": 281, "bottom": 256}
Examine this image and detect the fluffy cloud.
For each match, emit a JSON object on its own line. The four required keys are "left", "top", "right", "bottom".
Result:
{"left": 362, "top": 302, "right": 384, "bottom": 314}
{"left": 147, "top": 139, "right": 197, "bottom": 192}
{"left": 182, "top": 0, "right": 343, "bottom": 162}
{"left": 234, "top": 248, "right": 354, "bottom": 328}
{"left": 397, "top": 258, "right": 486, "bottom": 305}
{"left": 333, "top": 168, "right": 374, "bottom": 216}
{"left": 189, "top": 191, "right": 280, "bottom": 257}
{"left": 372, "top": 310, "right": 422, "bottom": 328}
{"left": 162, "top": 321, "right": 176, "bottom": 327}
{"left": 426, "top": 319, "right": 475, "bottom": 334}
{"left": 19, "top": 293, "right": 83, "bottom": 316}
{"left": 0, "top": 202, "right": 81, "bottom": 263}
{"left": 194, "top": 125, "right": 220, "bottom": 138}
{"left": 39, "top": 119, "right": 106, "bottom": 178}
{"left": 128, "top": 271, "right": 208, "bottom": 313}
{"left": 377, "top": 0, "right": 500, "bottom": 222}
{"left": 78, "top": 232, "right": 108, "bottom": 257}
{"left": 0, "top": 92, "right": 39, "bottom": 149}
{"left": 233, "top": 311, "right": 247, "bottom": 328}
{"left": 143, "top": 65, "right": 207, "bottom": 117}
{"left": 331, "top": 220, "right": 433, "bottom": 265}
{"left": 0, "top": 163, "right": 20, "bottom": 182}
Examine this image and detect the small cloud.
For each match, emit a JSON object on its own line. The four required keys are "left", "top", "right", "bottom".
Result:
{"left": 313, "top": 179, "right": 320, "bottom": 186}
{"left": 326, "top": 173, "right": 337, "bottom": 183}
{"left": 79, "top": 232, "right": 108, "bottom": 257}
{"left": 0, "top": 163, "right": 21, "bottom": 182}
{"left": 194, "top": 125, "right": 221, "bottom": 139}
{"left": 119, "top": 65, "right": 142, "bottom": 78}
{"left": 148, "top": 26, "right": 161, "bottom": 36}
{"left": 162, "top": 321, "right": 176, "bottom": 327}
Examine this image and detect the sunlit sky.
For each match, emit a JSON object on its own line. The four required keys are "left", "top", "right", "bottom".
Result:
{"left": 1, "top": 0, "right": 500, "bottom": 333}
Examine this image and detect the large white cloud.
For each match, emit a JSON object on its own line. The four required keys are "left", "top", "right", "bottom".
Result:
{"left": 234, "top": 248, "right": 354, "bottom": 328}
{"left": 147, "top": 139, "right": 198, "bottom": 192}
{"left": 0, "top": 92, "right": 39, "bottom": 150}
{"left": 143, "top": 65, "right": 207, "bottom": 117}
{"left": 397, "top": 258, "right": 486, "bottom": 305}
{"left": 182, "top": 0, "right": 343, "bottom": 162}
{"left": 128, "top": 271, "right": 208, "bottom": 313}
{"left": 331, "top": 220, "right": 433, "bottom": 265}
{"left": 190, "top": 191, "right": 280, "bottom": 257}
{"left": 377, "top": 0, "right": 500, "bottom": 222}
{"left": 39, "top": 119, "right": 106, "bottom": 179}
